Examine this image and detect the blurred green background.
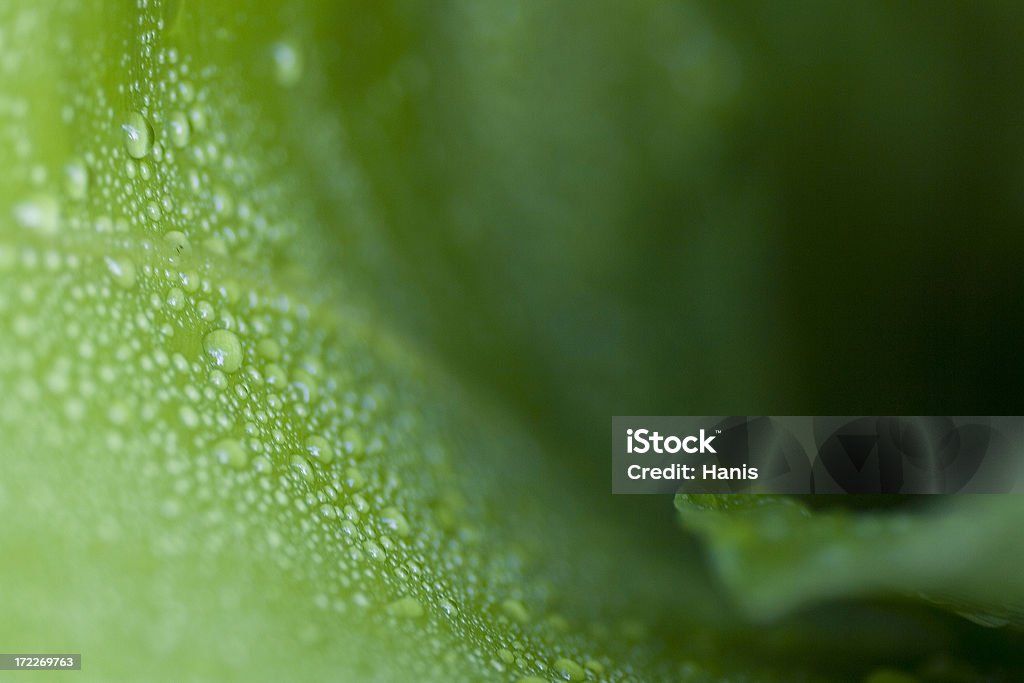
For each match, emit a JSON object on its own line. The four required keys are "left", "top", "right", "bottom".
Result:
{"left": 304, "top": 1, "right": 1024, "bottom": 466}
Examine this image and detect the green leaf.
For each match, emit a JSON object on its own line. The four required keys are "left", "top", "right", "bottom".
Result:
{"left": 0, "top": 1, "right": 797, "bottom": 681}
{"left": 676, "top": 494, "right": 1024, "bottom": 627}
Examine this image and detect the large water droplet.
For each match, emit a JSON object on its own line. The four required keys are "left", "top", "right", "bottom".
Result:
{"left": 203, "top": 329, "right": 243, "bottom": 373}
{"left": 122, "top": 112, "right": 153, "bottom": 159}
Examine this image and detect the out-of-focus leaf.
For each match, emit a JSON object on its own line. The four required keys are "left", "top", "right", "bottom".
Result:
{"left": 676, "top": 494, "right": 1024, "bottom": 627}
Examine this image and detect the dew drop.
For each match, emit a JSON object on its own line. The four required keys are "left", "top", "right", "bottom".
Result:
{"left": 213, "top": 438, "right": 249, "bottom": 469}
{"left": 164, "top": 230, "right": 191, "bottom": 257}
{"left": 342, "top": 426, "right": 364, "bottom": 456}
{"left": 256, "top": 338, "right": 281, "bottom": 361}
{"left": 203, "top": 329, "right": 243, "bottom": 373}
{"left": 178, "top": 80, "right": 196, "bottom": 103}
{"left": 289, "top": 453, "right": 313, "bottom": 481}
{"left": 13, "top": 195, "right": 59, "bottom": 235}
{"left": 187, "top": 108, "right": 207, "bottom": 137}
{"left": 122, "top": 111, "right": 153, "bottom": 159}
{"left": 104, "top": 256, "right": 137, "bottom": 289}
{"left": 386, "top": 596, "right": 423, "bottom": 619}
{"left": 168, "top": 111, "right": 191, "bottom": 148}
{"left": 272, "top": 41, "right": 304, "bottom": 87}
{"left": 501, "top": 599, "right": 530, "bottom": 624}
{"left": 363, "top": 540, "right": 386, "bottom": 561}
{"left": 554, "top": 658, "right": 586, "bottom": 681}
{"left": 179, "top": 405, "right": 199, "bottom": 429}
{"left": 344, "top": 467, "right": 365, "bottom": 490}
{"left": 209, "top": 369, "right": 228, "bottom": 390}
{"left": 305, "top": 435, "right": 334, "bottom": 464}
{"left": 380, "top": 506, "right": 411, "bottom": 537}
{"left": 64, "top": 161, "right": 89, "bottom": 200}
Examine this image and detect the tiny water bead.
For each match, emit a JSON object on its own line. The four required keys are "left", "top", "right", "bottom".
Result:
{"left": 202, "top": 329, "right": 243, "bottom": 373}
{"left": 256, "top": 338, "right": 281, "bottom": 361}
{"left": 289, "top": 453, "right": 313, "bottom": 481}
{"left": 213, "top": 438, "right": 249, "bottom": 469}
{"left": 167, "top": 111, "right": 190, "bottom": 148}
{"left": 122, "top": 111, "right": 153, "bottom": 159}
{"left": 272, "top": 41, "right": 303, "bottom": 87}
{"left": 64, "top": 161, "right": 89, "bottom": 200}
{"left": 13, "top": 194, "right": 60, "bottom": 235}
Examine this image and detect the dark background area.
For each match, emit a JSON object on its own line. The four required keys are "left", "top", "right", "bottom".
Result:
{"left": 310, "top": 2, "right": 1024, "bottom": 473}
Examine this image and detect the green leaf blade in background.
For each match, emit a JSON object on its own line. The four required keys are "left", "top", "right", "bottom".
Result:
{"left": 676, "top": 494, "right": 1024, "bottom": 627}
{"left": 0, "top": 1, "right": 769, "bottom": 681}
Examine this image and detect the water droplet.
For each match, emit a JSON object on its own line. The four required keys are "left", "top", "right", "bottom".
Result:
{"left": 363, "top": 540, "right": 386, "bottom": 561}
{"left": 272, "top": 41, "right": 303, "bottom": 86}
{"left": 104, "top": 256, "right": 137, "bottom": 289}
{"left": 546, "top": 614, "right": 569, "bottom": 632}
{"left": 203, "top": 329, "right": 243, "bottom": 373}
{"left": 209, "top": 369, "right": 228, "bottom": 389}
{"left": 344, "top": 467, "right": 365, "bottom": 490}
{"left": 13, "top": 195, "right": 59, "bottom": 235}
{"left": 501, "top": 599, "right": 530, "bottom": 624}
{"left": 292, "top": 369, "right": 318, "bottom": 403}
{"left": 554, "top": 658, "right": 585, "bottom": 681}
{"left": 213, "top": 438, "right": 249, "bottom": 469}
{"left": 122, "top": 111, "right": 153, "bottom": 159}
{"left": 256, "top": 338, "right": 281, "bottom": 361}
{"left": 386, "top": 596, "right": 423, "bottom": 619}
{"left": 64, "top": 161, "right": 89, "bottom": 200}
{"left": 264, "top": 364, "right": 287, "bottom": 386}
{"left": 197, "top": 300, "right": 216, "bottom": 321}
{"left": 179, "top": 405, "right": 199, "bottom": 429}
{"left": 164, "top": 231, "right": 191, "bottom": 257}
{"left": 204, "top": 237, "right": 228, "bottom": 256}
{"left": 305, "top": 435, "right": 334, "bottom": 464}
{"left": 380, "top": 507, "right": 410, "bottom": 537}
{"left": 289, "top": 453, "right": 313, "bottom": 481}
{"left": 168, "top": 111, "right": 191, "bottom": 148}
{"left": 179, "top": 81, "right": 196, "bottom": 103}
{"left": 342, "top": 426, "right": 364, "bottom": 456}
{"left": 188, "top": 106, "right": 207, "bottom": 133}
{"left": 439, "top": 599, "right": 457, "bottom": 617}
